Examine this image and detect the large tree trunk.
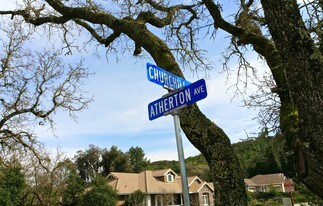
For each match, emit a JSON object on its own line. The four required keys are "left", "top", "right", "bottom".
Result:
{"left": 180, "top": 106, "right": 247, "bottom": 206}
{"left": 261, "top": 0, "right": 323, "bottom": 198}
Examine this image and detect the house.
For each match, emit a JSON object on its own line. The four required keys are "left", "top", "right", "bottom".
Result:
{"left": 244, "top": 173, "right": 294, "bottom": 193}
{"left": 107, "top": 168, "right": 214, "bottom": 206}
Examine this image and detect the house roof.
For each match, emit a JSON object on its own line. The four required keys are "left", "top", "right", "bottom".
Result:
{"left": 187, "top": 176, "right": 213, "bottom": 193}
{"left": 249, "top": 173, "right": 286, "bottom": 185}
{"left": 107, "top": 168, "right": 214, "bottom": 195}
{"left": 151, "top": 168, "right": 176, "bottom": 177}
{"left": 244, "top": 179, "right": 257, "bottom": 187}
{"left": 207, "top": 182, "right": 214, "bottom": 191}
{"left": 108, "top": 172, "right": 140, "bottom": 194}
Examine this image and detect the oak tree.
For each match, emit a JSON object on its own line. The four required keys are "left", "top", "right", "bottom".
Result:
{"left": 1, "top": 0, "right": 322, "bottom": 205}
{"left": 0, "top": 17, "right": 92, "bottom": 160}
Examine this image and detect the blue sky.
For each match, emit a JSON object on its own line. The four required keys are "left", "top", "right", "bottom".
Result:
{"left": 34, "top": 52, "right": 264, "bottom": 161}
{"left": 1, "top": 0, "right": 266, "bottom": 161}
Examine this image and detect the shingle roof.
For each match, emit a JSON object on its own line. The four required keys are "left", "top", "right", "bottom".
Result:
{"left": 108, "top": 172, "right": 141, "bottom": 194}
{"left": 244, "top": 179, "right": 257, "bottom": 186}
{"left": 151, "top": 168, "right": 175, "bottom": 177}
{"left": 107, "top": 168, "right": 213, "bottom": 195}
{"left": 250, "top": 173, "right": 285, "bottom": 185}
{"left": 145, "top": 170, "right": 181, "bottom": 194}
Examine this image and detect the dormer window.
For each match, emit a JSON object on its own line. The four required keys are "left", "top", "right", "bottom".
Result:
{"left": 166, "top": 174, "right": 174, "bottom": 182}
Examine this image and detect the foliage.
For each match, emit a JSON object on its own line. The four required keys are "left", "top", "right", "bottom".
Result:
{"left": 292, "top": 183, "right": 323, "bottom": 205}
{"left": 74, "top": 145, "right": 132, "bottom": 181}
{"left": 23, "top": 153, "right": 77, "bottom": 206}
{"left": 233, "top": 130, "right": 295, "bottom": 178}
{"left": 147, "top": 154, "right": 212, "bottom": 181}
{"left": 147, "top": 130, "right": 293, "bottom": 182}
{"left": 79, "top": 175, "right": 118, "bottom": 206}
{"left": 247, "top": 189, "right": 323, "bottom": 206}
{"left": 61, "top": 169, "right": 84, "bottom": 206}
{"left": 0, "top": 163, "right": 26, "bottom": 206}
{"left": 185, "top": 154, "right": 212, "bottom": 182}
{"left": 101, "top": 146, "right": 131, "bottom": 176}
{"left": 75, "top": 145, "right": 102, "bottom": 182}
{"left": 127, "top": 146, "right": 150, "bottom": 173}
{"left": 148, "top": 160, "right": 180, "bottom": 174}
{"left": 125, "top": 190, "right": 146, "bottom": 206}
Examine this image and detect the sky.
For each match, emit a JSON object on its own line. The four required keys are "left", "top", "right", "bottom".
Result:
{"left": 0, "top": 0, "right": 266, "bottom": 162}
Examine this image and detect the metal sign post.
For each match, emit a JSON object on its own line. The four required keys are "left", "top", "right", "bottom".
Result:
{"left": 172, "top": 111, "right": 190, "bottom": 206}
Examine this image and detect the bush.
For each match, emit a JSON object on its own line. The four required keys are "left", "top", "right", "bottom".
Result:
{"left": 125, "top": 190, "right": 145, "bottom": 206}
{"left": 79, "top": 175, "right": 118, "bottom": 206}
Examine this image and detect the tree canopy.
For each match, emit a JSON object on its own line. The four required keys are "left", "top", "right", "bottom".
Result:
{"left": 79, "top": 175, "right": 118, "bottom": 206}
{"left": 0, "top": 164, "right": 26, "bottom": 206}
{"left": 0, "top": 14, "right": 92, "bottom": 160}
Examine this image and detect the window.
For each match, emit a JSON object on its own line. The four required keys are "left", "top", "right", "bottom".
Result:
{"left": 261, "top": 187, "right": 267, "bottom": 192}
{"left": 166, "top": 174, "right": 174, "bottom": 182}
{"left": 202, "top": 193, "right": 210, "bottom": 205}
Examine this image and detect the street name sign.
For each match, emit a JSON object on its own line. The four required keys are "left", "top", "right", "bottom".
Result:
{"left": 147, "top": 63, "right": 191, "bottom": 90}
{"left": 148, "top": 79, "right": 207, "bottom": 120}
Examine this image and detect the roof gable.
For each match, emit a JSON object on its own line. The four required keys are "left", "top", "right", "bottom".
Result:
{"left": 188, "top": 177, "right": 214, "bottom": 193}
{"left": 250, "top": 173, "right": 286, "bottom": 185}
{"left": 244, "top": 179, "right": 257, "bottom": 186}
{"left": 151, "top": 168, "right": 177, "bottom": 178}
{"left": 188, "top": 176, "right": 202, "bottom": 186}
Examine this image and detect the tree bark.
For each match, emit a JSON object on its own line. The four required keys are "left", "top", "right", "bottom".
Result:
{"left": 261, "top": 0, "right": 323, "bottom": 198}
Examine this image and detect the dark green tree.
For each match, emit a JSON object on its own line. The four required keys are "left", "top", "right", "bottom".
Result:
{"left": 0, "top": 164, "right": 26, "bottom": 206}
{"left": 125, "top": 190, "right": 146, "bottom": 206}
{"left": 79, "top": 175, "right": 118, "bottom": 206}
{"left": 148, "top": 160, "right": 180, "bottom": 174}
{"left": 75, "top": 145, "right": 102, "bottom": 182}
{"left": 233, "top": 130, "right": 294, "bottom": 178}
{"left": 127, "top": 146, "right": 149, "bottom": 173}
{"left": 186, "top": 154, "right": 212, "bottom": 182}
{"left": 61, "top": 170, "right": 84, "bottom": 206}
{"left": 101, "top": 146, "right": 131, "bottom": 176}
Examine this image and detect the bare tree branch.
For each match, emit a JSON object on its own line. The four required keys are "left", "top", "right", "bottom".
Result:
{"left": 0, "top": 17, "right": 92, "bottom": 162}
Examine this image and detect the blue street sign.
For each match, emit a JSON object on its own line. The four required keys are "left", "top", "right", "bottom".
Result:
{"left": 147, "top": 63, "right": 191, "bottom": 90}
{"left": 148, "top": 79, "right": 207, "bottom": 120}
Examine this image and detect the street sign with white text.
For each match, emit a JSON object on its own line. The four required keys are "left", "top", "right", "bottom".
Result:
{"left": 147, "top": 63, "right": 191, "bottom": 90}
{"left": 148, "top": 79, "right": 207, "bottom": 120}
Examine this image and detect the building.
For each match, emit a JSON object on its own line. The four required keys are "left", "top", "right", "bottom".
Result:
{"left": 107, "top": 168, "right": 214, "bottom": 206}
{"left": 244, "top": 173, "right": 294, "bottom": 193}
